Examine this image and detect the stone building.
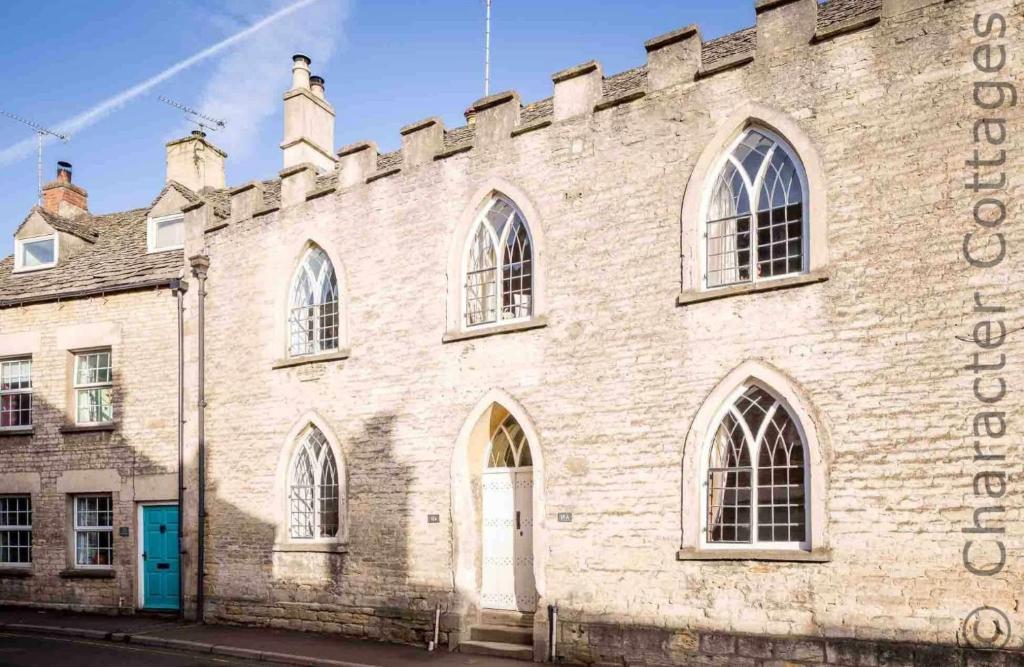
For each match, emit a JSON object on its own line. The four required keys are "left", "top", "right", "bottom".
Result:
{"left": 0, "top": 0, "right": 1020, "bottom": 664}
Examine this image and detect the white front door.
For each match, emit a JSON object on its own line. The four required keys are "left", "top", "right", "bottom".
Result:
{"left": 481, "top": 468, "right": 536, "bottom": 611}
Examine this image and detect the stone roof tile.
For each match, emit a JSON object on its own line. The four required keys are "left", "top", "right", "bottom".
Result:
{"left": 0, "top": 207, "right": 181, "bottom": 306}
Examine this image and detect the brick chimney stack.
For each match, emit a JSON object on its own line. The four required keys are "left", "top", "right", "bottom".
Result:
{"left": 41, "top": 161, "right": 88, "bottom": 217}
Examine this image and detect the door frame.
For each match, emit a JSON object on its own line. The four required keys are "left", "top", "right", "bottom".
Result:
{"left": 136, "top": 501, "right": 179, "bottom": 610}
{"left": 451, "top": 390, "right": 547, "bottom": 617}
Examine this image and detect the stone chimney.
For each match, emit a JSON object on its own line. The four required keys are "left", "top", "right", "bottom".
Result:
{"left": 281, "top": 54, "right": 336, "bottom": 172}
{"left": 166, "top": 130, "right": 227, "bottom": 192}
{"left": 41, "top": 161, "right": 88, "bottom": 217}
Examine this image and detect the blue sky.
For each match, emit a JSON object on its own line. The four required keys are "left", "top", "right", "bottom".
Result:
{"left": 0, "top": 0, "right": 755, "bottom": 241}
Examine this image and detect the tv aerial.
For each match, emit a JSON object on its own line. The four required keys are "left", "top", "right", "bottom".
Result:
{"left": 158, "top": 96, "right": 226, "bottom": 135}
{"left": 0, "top": 110, "right": 70, "bottom": 205}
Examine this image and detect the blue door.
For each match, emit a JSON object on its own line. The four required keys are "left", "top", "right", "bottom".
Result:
{"left": 142, "top": 505, "right": 180, "bottom": 610}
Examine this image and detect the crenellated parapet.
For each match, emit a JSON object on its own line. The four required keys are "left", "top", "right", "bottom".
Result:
{"left": 203, "top": 0, "right": 944, "bottom": 216}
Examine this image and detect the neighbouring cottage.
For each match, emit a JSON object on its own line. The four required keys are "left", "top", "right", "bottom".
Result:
{"left": 0, "top": 0, "right": 1021, "bottom": 664}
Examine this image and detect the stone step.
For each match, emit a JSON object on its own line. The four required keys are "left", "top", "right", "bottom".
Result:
{"left": 470, "top": 623, "right": 533, "bottom": 645}
{"left": 481, "top": 609, "right": 535, "bottom": 628}
{"left": 459, "top": 639, "right": 534, "bottom": 660}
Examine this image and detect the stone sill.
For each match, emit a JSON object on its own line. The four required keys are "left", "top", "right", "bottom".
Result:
{"left": 272, "top": 542, "right": 348, "bottom": 554}
{"left": 0, "top": 567, "right": 32, "bottom": 578}
{"left": 442, "top": 316, "right": 548, "bottom": 343}
{"left": 272, "top": 349, "right": 351, "bottom": 370}
{"left": 0, "top": 427, "right": 33, "bottom": 437}
{"left": 677, "top": 548, "right": 832, "bottom": 563}
{"left": 677, "top": 272, "right": 828, "bottom": 306}
{"left": 59, "top": 568, "right": 115, "bottom": 579}
{"left": 59, "top": 423, "right": 116, "bottom": 434}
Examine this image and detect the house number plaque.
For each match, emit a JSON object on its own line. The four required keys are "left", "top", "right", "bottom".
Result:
{"left": 557, "top": 513, "right": 572, "bottom": 523}
{"left": 427, "top": 514, "right": 440, "bottom": 524}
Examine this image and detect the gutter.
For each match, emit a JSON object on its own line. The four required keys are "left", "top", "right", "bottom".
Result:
{"left": 0, "top": 277, "right": 177, "bottom": 309}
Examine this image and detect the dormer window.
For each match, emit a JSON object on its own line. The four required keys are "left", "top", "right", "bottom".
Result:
{"left": 14, "top": 235, "right": 57, "bottom": 272}
{"left": 147, "top": 214, "right": 184, "bottom": 253}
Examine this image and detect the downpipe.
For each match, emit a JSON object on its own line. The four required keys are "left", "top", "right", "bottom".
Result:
{"left": 427, "top": 603, "right": 441, "bottom": 651}
{"left": 171, "top": 276, "right": 188, "bottom": 618}
{"left": 190, "top": 254, "right": 210, "bottom": 624}
{"left": 548, "top": 603, "right": 558, "bottom": 662}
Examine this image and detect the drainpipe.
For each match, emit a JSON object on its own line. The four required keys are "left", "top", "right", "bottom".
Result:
{"left": 189, "top": 254, "right": 210, "bottom": 624}
{"left": 548, "top": 604, "right": 558, "bottom": 662}
{"left": 170, "top": 276, "right": 188, "bottom": 618}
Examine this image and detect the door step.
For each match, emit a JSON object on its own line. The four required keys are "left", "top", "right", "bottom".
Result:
{"left": 470, "top": 623, "right": 533, "bottom": 644}
{"left": 459, "top": 640, "right": 534, "bottom": 660}
{"left": 481, "top": 609, "right": 534, "bottom": 628}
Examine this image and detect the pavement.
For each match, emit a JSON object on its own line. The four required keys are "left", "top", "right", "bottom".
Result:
{"left": 0, "top": 607, "right": 528, "bottom": 667}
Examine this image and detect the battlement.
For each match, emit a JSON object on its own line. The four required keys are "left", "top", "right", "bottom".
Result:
{"left": 212, "top": 0, "right": 943, "bottom": 224}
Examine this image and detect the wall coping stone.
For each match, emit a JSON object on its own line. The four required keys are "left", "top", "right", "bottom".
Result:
{"left": 644, "top": 24, "right": 700, "bottom": 52}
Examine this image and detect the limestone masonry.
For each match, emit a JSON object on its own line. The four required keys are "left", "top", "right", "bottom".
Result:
{"left": 0, "top": 0, "right": 1021, "bottom": 664}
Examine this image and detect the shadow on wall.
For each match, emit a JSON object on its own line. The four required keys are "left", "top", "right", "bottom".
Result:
{"left": 202, "top": 411, "right": 456, "bottom": 646}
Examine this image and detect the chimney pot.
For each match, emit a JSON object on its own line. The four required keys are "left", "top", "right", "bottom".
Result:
{"left": 191, "top": 129, "right": 207, "bottom": 138}
{"left": 310, "top": 75, "right": 325, "bottom": 99}
{"left": 291, "top": 53, "right": 312, "bottom": 89}
{"left": 56, "top": 161, "right": 73, "bottom": 183}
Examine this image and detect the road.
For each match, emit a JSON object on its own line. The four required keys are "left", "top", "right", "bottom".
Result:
{"left": 0, "top": 632, "right": 255, "bottom": 666}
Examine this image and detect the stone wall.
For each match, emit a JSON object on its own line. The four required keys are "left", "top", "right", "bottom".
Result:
{"left": 0, "top": 289, "right": 180, "bottom": 612}
{"left": 181, "top": 0, "right": 1023, "bottom": 660}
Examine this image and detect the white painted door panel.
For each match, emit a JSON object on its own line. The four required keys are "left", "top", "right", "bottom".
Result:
{"left": 481, "top": 470, "right": 516, "bottom": 610}
{"left": 513, "top": 470, "right": 536, "bottom": 612}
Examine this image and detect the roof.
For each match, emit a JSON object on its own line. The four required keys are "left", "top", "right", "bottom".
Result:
{"left": 0, "top": 207, "right": 183, "bottom": 308}
{"left": 33, "top": 207, "right": 100, "bottom": 243}
{"left": 818, "top": 0, "right": 882, "bottom": 31}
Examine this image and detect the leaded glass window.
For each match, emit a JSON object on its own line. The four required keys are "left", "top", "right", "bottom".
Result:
{"left": 464, "top": 196, "right": 533, "bottom": 327}
{"left": 289, "top": 247, "right": 340, "bottom": 357}
{"left": 487, "top": 414, "right": 532, "bottom": 468}
{"left": 289, "top": 427, "right": 340, "bottom": 539}
{"left": 706, "top": 385, "right": 807, "bottom": 546}
{"left": 706, "top": 129, "right": 806, "bottom": 288}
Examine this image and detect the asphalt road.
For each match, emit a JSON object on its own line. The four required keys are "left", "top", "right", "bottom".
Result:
{"left": 0, "top": 632, "right": 256, "bottom": 666}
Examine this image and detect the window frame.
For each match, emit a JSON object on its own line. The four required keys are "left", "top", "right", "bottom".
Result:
{"left": 699, "top": 127, "right": 810, "bottom": 292}
{"left": 72, "top": 349, "right": 114, "bottom": 427}
{"left": 287, "top": 427, "right": 341, "bottom": 543}
{"left": 698, "top": 382, "right": 811, "bottom": 553}
{"left": 0, "top": 356, "right": 33, "bottom": 431}
{"left": 287, "top": 247, "right": 341, "bottom": 359}
{"left": 146, "top": 213, "right": 185, "bottom": 253}
{"left": 72, "top": 494, "right": 114, "bottom": 569}
{"left": 0, "top": 494, "right": 33, "bottom": 567}
{"left": 13, "top": 234, "right": 58, "bottom": 273}
{"left": 460, "top": 195, "right": 535, "bottom": 330}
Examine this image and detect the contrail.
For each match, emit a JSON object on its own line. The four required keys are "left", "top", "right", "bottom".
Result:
{"left": 0, "top": 0, "right": 321, "bottom": 167}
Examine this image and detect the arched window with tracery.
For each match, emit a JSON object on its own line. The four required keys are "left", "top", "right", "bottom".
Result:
{"left": 705, "top": 128, "right": 807, "bottom": 289}
{"left": 288, "top": 426, "right": 339, "bottom": 539}
{"left": 464, "top": 196, "right": 533, "bottom": 327}
{"left": 487, "top": 414, "right": 533, "bottom": 468}
{"left": 289, "top": 246, "right": 339, "bottom": 357}
{"left": 705, "top": 384, "right": 808, "bottom": 548}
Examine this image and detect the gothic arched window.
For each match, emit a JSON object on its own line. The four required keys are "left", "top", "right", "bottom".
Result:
{"left": 705, "top": 129, "right": 807, "bottom": 289}
{"left": 464, "top": 196, "right": 533, "bottom": 327}
{"left": 289, "top": 246, "right": 339, "bottom": 357}
{"left": 288, "top": 426, "right": 339, "bottom": 539}
{"left": 705, "top": 384, "right": 808, "bottom": 547}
